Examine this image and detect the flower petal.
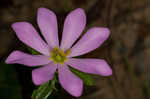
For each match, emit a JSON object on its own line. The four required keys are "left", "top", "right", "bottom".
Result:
{"left": 60, "top": 8, "right": 86, "bottom": 50}
{"left": 12, "top": 22, "right": 50, "bottom": 56}
{"left": 37, "top": 8, "right": 59, "bottom": 48}
{"left": 5, "top": 50, "right": 51, "bottom": 66}
{"left": 69, "top": 27, "right": 110, "bottom": 57}
{"left": 32, "top": 63, "right": 57, "bottom": 85}
{"left": 58, "top": 64, "right": 83, "bottom": 97}
{"left": 66, "top": 58, "right": 112, "bottom": 76}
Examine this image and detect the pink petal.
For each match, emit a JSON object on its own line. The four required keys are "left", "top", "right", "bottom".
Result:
{"left": 12, "top": 22, "right": 50, "bottom": 56}
{"left": 58, "top": 64, "right": 83, "bottom": 97}
{"left": 66, "top": 58, "right": 112, "bottom": 76}
{"left": 32, "top": 63, "right": 57, "bottom": 85}
{"left": 69, "top": 27, "right": 110, "bottom": 57}
{"left": 60, "top": 8, "right": 86, "bottom": 50}
{"left": 37, "top": 8, "right": 59, "bottom": 48}
{"left": 5, "top": 50, "right": 51, "bottom": 66}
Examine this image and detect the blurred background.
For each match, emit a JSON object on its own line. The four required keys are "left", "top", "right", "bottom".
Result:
{"left": 0, "top": 0, "right": 150, "bottom": 99}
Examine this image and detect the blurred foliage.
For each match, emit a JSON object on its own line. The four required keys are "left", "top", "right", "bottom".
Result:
{"left": 0, "top": 58, "right": 22, "bottom": 99}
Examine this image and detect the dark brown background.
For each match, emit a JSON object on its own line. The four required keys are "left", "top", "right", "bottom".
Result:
{"left": 0, "top": 0, "right": 150, "bottom": 99}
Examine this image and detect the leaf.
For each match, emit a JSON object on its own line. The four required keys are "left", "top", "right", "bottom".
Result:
{"left": 27, "top": 45, "right": 57, "bottom": 99}
{"left": 69, "top": 67, "right": 94, "bottom": 86}
{"left": 0, "top": 58, "right": 22, "bottom": 99}
{"left": 31, "top": 76, "right": 56, "bottom": 99}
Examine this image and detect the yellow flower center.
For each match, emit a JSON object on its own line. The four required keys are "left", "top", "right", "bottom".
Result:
{"left": 49, "top": 47, "right": 71, "bottom": 64}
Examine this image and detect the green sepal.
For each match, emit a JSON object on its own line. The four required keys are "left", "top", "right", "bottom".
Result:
{"left": 69, "top": 67, "right": 94, "bottom": 86}
{"left": 26, "top": 46, "right": 40, "bottom": 55}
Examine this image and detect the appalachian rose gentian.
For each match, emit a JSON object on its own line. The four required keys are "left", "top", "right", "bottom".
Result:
{"left": 5, "top": 8, "right": 112, "bottom": 97}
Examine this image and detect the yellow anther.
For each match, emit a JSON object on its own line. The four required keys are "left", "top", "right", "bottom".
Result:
{"left": 65, "top": 49, "right": 71, "bottom": 56}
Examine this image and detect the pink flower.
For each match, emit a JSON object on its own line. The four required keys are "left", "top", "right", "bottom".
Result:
{"left": 5, "top": 8, "right": 112, "bottom": 97}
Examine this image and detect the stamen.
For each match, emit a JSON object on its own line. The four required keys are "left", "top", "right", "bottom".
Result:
{"left": 49, "top": 47, "right": 71, "bottom": 64}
